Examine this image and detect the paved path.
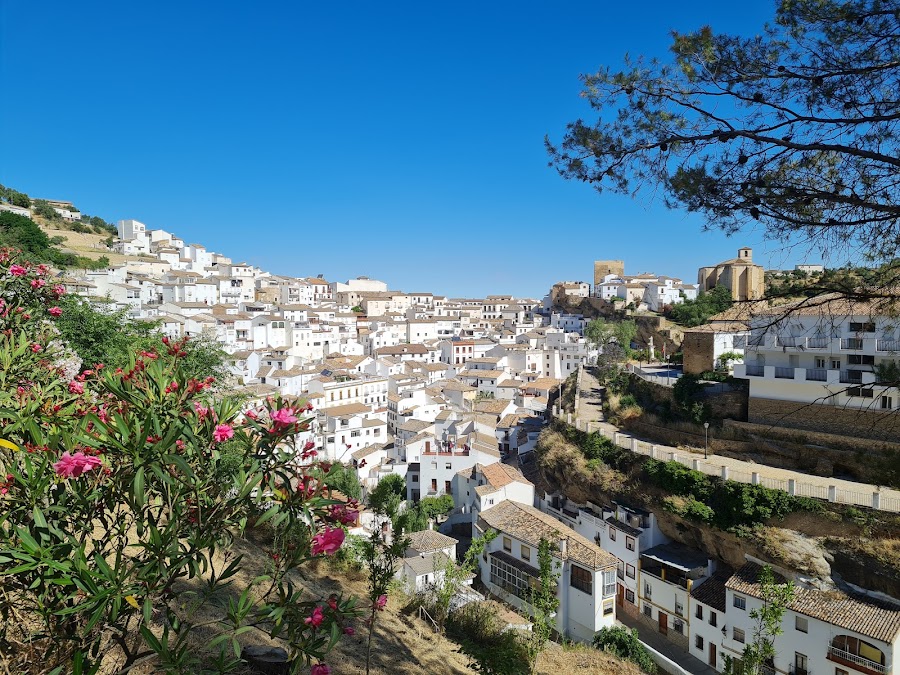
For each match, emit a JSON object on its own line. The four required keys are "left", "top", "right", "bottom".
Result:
{"left": 618, "top": 613, "right": 718, "bottom": 675}
{"left": 568, "top": 367, "right": 900, "bottom": 513}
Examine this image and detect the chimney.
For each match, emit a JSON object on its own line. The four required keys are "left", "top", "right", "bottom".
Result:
{"left": 559, "top": 538, "right": 568, "bottom": 557}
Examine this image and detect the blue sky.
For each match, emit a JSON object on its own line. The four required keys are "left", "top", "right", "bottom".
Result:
{"left": 0, "top": 1, "right": 814, "bottom": 297}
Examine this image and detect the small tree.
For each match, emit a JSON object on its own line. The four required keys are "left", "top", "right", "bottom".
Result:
{"left": 524, "top": 538, "right": 560, "bottom": 674}
{"left": 367, "top": 473, "right": 405, "bottom": 517}
{"left": 724, "top": 566, "right": 795, "bottom": 675}
{"left": 426, "top": 529, "right": 497, "bottom": 630}
{"left": 361, "top": 518, "right": 409, "bottom": 675}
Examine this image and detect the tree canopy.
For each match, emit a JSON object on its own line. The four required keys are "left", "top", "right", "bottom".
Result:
{"left": 584, "top": 318, "right": 637, "bottom": 352}
{"left": 547, "top": 0, "right": 900, "bottom": 276}
{"left": 666, "top": 285, "right": 733, "bottom": 326}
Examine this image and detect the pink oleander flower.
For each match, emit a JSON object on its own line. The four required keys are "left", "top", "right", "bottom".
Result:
{"left": 329, "top": 504, "right": 357, "bottom": 525}
{"left": 271, "top": 407, "right": 297, "bottom": 426}
{"left": 53, "top": 451, "right": 102, "bottom": 478}
{"left": 304, "top": 605, "right": 325, "bottom": 628}
{"left": 30, "top": 278, "right": 46, "bottom": 289}
{"left": 213, "top": 424, "right": 234, "bottom": 443}
{"left": 48, "top": 306, "right": 63, "bottom": 317}
{"left": 53, "top": 284, "right": 66, "bottom": 296}
{"left": 375, "top": 594, "right": 387, "bottom": 610}
{"left": 9, "top": 264, "right": 27, "bottom": 276}
{"left": 30, "top": 343, "right": 42, "bottom": 353}
{"left": 303, "top": 440, "right": 316, "bottom": 451}
{"left": 193, "top": 401, "right": 210, "bottom": 419}
{"left": 311, "top": 665, "right": 331, "bottom": 675}
{"left": 68, "top": 380, "right": 85, "bottom": 394}
{"left": 311, "top": 526, "right": 345, "bottom": 556}
{"left": 343, "top": 626, "right": 355, "bottom": 636}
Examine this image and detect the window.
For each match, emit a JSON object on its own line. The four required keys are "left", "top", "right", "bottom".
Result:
{"left": 795, "top": 615, "right": 808, "bottom": 633}
{"left": 695, "top": 635, "right": 704, "bottom": 650}
{"left": 617, "top": 560, "right": 625, "bottom": 579}
{"left": 674, "top": 618, "right": 684, "bottom": 634}
{"left": 625, "top": 589, "right": 635, "bottom": 604}
{"left": 733, "top": 628, "right": 745, "bottom": 644}
{"left": 326, "top": 437, "right": 334, "bottom": 444}
{"left": 521, "top": 545, "right": 531, "bottom": 562}
{"left": 709, "top": 611, "right": 717, "bottom": 627}
{"left": 850, "top": 321, "right": 876, "bottom": 333}
{"left": 445, "top": 463, "right": 451, "bottom": 470}
{"left": 503, "top": 537, "right": 512, "bottom": 552}
{"left": 350, "top": 430, "right": 360, "bottom": 438}
{"left": 675, "top": 600, "right": 684, "bottom": 617}
{"left": 626, "top": 564, "right": 635, "bottom": 579}
{"left": 603, "top": 570, "right": 616, "bottom": 597}
{"left": 815, "top": 357, "right": 826, "bottom": 368}
{"left": 795, "top": 653, "right": 808, "bottom": 672}
{"left": 643, "top": 604, "right": 652, "bottom": 618}
{"left": 430, "top": 479, "right": 437, "bottom": 492}
{"left": 882, "top": 396, "right": 893, "bottom": 410}
{"left": 444, "top": 480, "right": 451, "bottom": 493}
{"left": 696, "top": 605, "right": 703, "bottom": 620}
{"left": 609, "top": 527, "right": 616, "bottom": 541}
{"left": 849, "top": 354, "right": 875, "bottom": 365}
{"left": 603, "top": 599, "right": 614, "bottom": 616}
{"left": 411, "top": 474, "right": 418, "bottom": 483}
{"left": 847, "top": 387, "right": 874, "bottom": 398}
{"left": 734, "top": 595, "right": 746, "bottom": 610}
{"left": 644, "top": 582, "right": 652, "bottom": 599}
{"left": 831, "top": 358, "right": 841, "bottom": 370}
{"left": 489, "top": 555, "right": 537, "bottom": 601}
{"left": 626, "top": 536, "right": 635, "bottom": 551}
{"left": 835, "top": 670, "right": 849, "bottom": 675}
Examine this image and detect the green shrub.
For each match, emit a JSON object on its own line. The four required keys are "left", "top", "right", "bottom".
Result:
{"left": 593, "top": 626, "right": 656, "bottom": 673}
{"left": 447, "top": 602, "right": 529, "bottom": 675}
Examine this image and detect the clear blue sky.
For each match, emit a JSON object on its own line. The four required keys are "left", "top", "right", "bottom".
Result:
{"left": 0, "top": 1, "right": 815, "bottom": 297}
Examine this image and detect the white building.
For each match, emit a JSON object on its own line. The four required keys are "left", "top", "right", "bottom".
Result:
{"left": 691, "top": 561, "right": 900, "bottom": 675}
{"left": 476, "top": 500, "right": 619, "bottom": 643}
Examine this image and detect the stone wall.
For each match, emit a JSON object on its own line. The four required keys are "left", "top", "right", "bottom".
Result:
{"left": 747, "top": 397, "right": 900, "bottom": 443}
{"left": 681, "top": 330, "right": 715, "bottom": 375}
{"left": 627, "top": 374, "right": 748, "bottom": 422}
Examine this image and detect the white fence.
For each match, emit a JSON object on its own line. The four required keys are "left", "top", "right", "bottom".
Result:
{"left": 556, "top": 410, "right": 899, "bottom": 513}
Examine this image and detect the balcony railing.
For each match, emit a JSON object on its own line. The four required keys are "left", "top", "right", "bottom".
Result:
{"left": 774, "top": 367, "right": 795, "bottom": 379}
{"left": 807, "top": 337, "right": 829, "bottom": 348}
{"left": 745, "top": 365, "right": 765, "bottom": 377}
{"left": 805, "top": 368, "right": 827, "bottom": 381}
{"left": 776, "top": 337, "right": 800, "bottom": 347}
{"left": 840, "top": 370, "right": 864, "bottom": 384}
{"left": 841, "top": 338, "right": 863, "bottom": 350}
{"left": 748, "top": 336, "right": 766, "bottom": 347}
{"left": 877, "top": 338, "right": 900, "bottom": 352}
{"left": 828, "top": 645, "right": 887, "bottom": 674}
{"left": 789, "top": 666, "right": 809, "bottom": 675}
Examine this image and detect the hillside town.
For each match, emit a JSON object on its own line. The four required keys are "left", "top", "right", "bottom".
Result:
{"left": 27, "top": 211, "right": 897, "bottom": 675}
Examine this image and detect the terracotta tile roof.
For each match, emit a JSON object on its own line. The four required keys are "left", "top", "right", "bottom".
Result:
{"left": 690, "top": 568, "right": 732, "bottom": 612}
{"left": 480, "top": 462, "right": 530, "bottom": 489}
{"left": 727, "top": 562, "right": 900, "bottom": 643}
{"left": 407, "top": 530, "right": 458, "bottom": 554}
{"left": 478, "top": 501, "right": 617, "bottom": 571}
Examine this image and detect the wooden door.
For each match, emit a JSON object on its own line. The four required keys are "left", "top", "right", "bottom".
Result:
{"left": 658, "top": 611, "right": 667, "bottom": 635}
{"left": 709, "top": 643, "right": 716, "bottom": 667}
{"left": 617, "top": 584, "right": 624, "bottom": 607}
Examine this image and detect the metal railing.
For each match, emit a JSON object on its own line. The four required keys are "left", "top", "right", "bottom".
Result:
{"left": 805, "top": 368, "right": 827, "bottom": 381}
{"left": 776, "top": 337, "right": 800, "bottom": 347}
{"left": 828, "top": 645, "right": 886, "bottom": 674}
{"left": 774, "top": 367, "right": 795, "bottom": 379}
{"left": 745, "top": 365, "right": 765, "bottom": 376}
{"left": 840, "top": 370, "right": 863, "bottom": 384}
{"left": 877, "top": 338, "right": 900, "bottom": 352}
{"left": 807, "top": 337, "right": 829, "bottom": 348}
{"left": 841, "top": 338, "right": 863, "bottom": 350}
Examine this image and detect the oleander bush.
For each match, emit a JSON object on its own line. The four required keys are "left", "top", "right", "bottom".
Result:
{"left": 0, "top": 249, "right": 360, "bottom": 675}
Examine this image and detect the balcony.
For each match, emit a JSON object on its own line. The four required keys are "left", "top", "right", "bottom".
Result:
{"left": 776, "top": 337, "right": 801, "bottom": 348}
{"left": 828, "top": 645, "right": 887, "bottom": 674}
{"left": 748, "top": 336, "right": 766, "bottom": 348}
{"left": 840, "top": 370, "right": 864, "bottom": 384}
{"left": 745, "top": 365, "right": 765, "bottom": 377}
{"left": 841, "top": 338, "right": 864, "bottom": 350}
{"left": 877, "top": 338, "right": 900, "bottom": 352}
{"left": 774, "top": 367, "right": 795, "bottom": 379}
{"left": 805, "top": 368, "right": 827, "bottom": 381}
{"left": 807, "top": 337, "right": 829, "bottom": 349}
{"left": 789, "top": 667, "right": 809, "bottom": 675}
